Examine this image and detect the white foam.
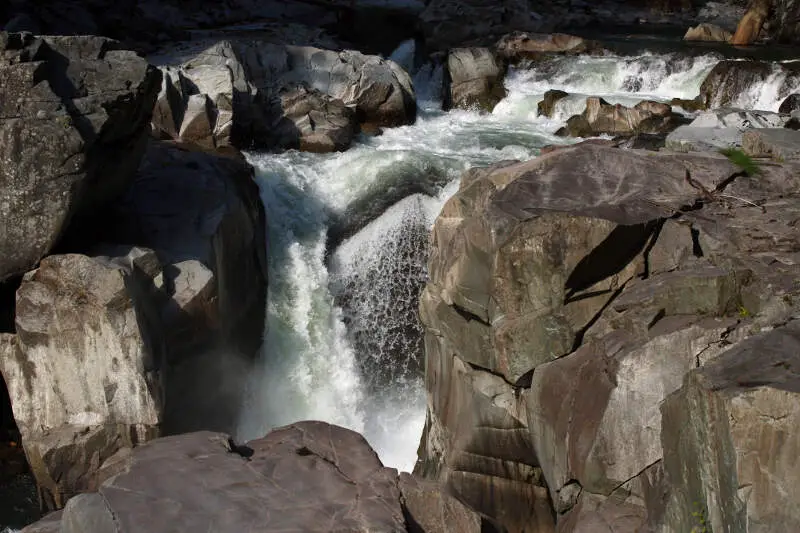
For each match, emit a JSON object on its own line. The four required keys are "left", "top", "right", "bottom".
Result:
{"left": 237, "top": 50, "right": 792, "bottom": 472}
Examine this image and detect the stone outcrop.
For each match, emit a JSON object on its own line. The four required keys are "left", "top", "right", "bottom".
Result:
{"left": 417, "top": 142, "right": 800, "bottom": 531}
{"left": 152, "top": 40, "right": 415, "bottom": 154}
{"left": 661, "top": 323, "right": 800, "bottom": 533}
{"left": 22, "top": 422, "right": 489, "bottom": 533}
{"left": 556, "top": 97, "right": 686, "bottom": 137}
{"left": 537, "top": 89, "right": 569, "bottom": 118}
{"left": 731, "top": 0, "right": 769, "bottom": 45}
{"left": 665, "top": 108, "right": 790, "bottom": 152}
{"left": 496, "top": 32, "right": 603, "bottom": 64}
{"left": 0, "top": 250, "right": 165, "bottom": 510}
{"left": 444, "top": 48, "right": 506, "bottom": 112}
{"left": 0, "top": 141, "right": 268, "bottom": 512}
{"left": 106, "top": 141, "right": 268, "bottom": 359}
{"left": 742, "top": 128, "right": 800, "bottom": 160}
{"left": 699, "top": 60, "right": 800, "bottom": 109}
{"left": 683, "top": 22, "right": 732, "bottom": 42}
{"left": 0, "top": 32, "right": 161, "bottom": 281}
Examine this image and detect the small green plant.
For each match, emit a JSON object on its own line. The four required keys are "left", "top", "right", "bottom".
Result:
{"left": 719, "top": 147, "right": 761, "bottom": 176}
{"left": 738, "top": 305, "right": 750, "bottom": 318}
{"left": 691, "top": 502, "right": 710, "bottom": 533}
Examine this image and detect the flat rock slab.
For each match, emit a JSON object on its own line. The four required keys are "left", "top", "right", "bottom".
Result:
{"left": 742, "top": 128, "right": 800, "bottom": 160}
{"left": 23, "top": 422, "right": 486, "bottom": 533}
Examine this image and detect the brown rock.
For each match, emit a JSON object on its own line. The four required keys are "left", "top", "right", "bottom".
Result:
{"left": 496, "top": 32, "right": 604, "bottom": 63}
{"left": 445, "top": 48, "right": 507, "bottom": 112}
{"left": 731, "top": 0, "right": 770, "bottom": 45}
{"left": 683, "top": 23, "right": 732, "bottom": 42}
{"left": 22, "top": 422, "right": 470, "bottom": 533}
{"left": 537, "top": 89, "right": 569, "bottom": 118}
{"left": 557, "top": 97, "right": 685, "bottom": 137}
{"left": 661, "top": 322, "right": 800, "bottom": 533}
{"left": 0, "top": 251, "right": 165, "bottom": 510}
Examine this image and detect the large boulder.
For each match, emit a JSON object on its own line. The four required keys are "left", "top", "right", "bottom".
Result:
{"left": 495, "top": 32, "right": 603, "bottom": 64}
{"left": 661, "top": 322, "right": 800, "bottom": 533}
{"left": 106, "top": 141, "right": 268, "bottom": 360}
{"left": 0, "top": 32, "right": 161, "bottom": 282}
{"left": 0, "top": 250, "right": 165, "bottom": 510}
{"left": 683, "top": 23, "right": 732, "bottom": 42}
{"left": 537, "top": 89, "right": 569, "bottom": 118}
{"left": 152, "top": 40, "right": 415, "bottom": 154}
{"left": 21, "top": 422, "right": 488, "bottom": 533}
{"left": 556, "top": 97, "right": 687, "bottom": 137}
{"left": 444, "top": 48, "right": 506, "bottom": 112}
{"left": 0, "top": 141, "right": 268, "bottom": 511}
{"left": 731, "top": 0, "right": 770, "bottom": 45}
{"left": 418, "top": 142, "right": 800, "bottom": 531}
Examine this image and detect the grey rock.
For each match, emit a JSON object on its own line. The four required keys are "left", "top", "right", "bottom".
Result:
{"left": 153, "top": 40, "right": 415, "bottom": 154}
{"left": 661, "top": 322, "right": 800, "bottom": 533}
{"left": 742, "top": 128, "right": 800, "bottom": 160}
{"left": 690, "top": 108, "right": 788, "bottom": 129}
{"left": 23, "top": 422, "right": 421, "bottom": 533}
{"left": 0, "top": 32, "right": 161, "bottom": 281}
{"left": 0, "top": 250, "right": 165, "bottom": 509}
{"left": 445, "top": 48, "right": 506, "bottom": 112}
{"left": 665, "top": 125, "right": 744, "bottom": 152}
{"left": 683, "top": 22, "right": 732, "bottom": 41}
{"left": 109, "top": 141, "right": 268, "bottom": 359}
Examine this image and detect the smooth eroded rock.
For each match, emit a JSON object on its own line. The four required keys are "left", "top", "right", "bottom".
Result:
{"left": 20, "top": 422, "right": 477, "bottom": 533}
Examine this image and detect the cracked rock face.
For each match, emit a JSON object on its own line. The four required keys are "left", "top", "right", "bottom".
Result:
{"left": 444, "top": 48, "right": 506, "bottom": 113}
{"left": 151, "top": 40, "right": 415, "bottom": 154}
{"left": 0, "top": 32, "right": 161, "bottom": 282}
{"left": 0, "top": 250, "right": 165, "bottom": 510}
{"left": 417, "top": 143, "right": 800, "bottom": 532}
{"left": 22, "top": 421, "right": 488, "bottom": 533}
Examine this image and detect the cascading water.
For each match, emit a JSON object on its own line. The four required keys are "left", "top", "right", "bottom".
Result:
{"left": 231, "top": 45, "right": 793, "bottom": 472}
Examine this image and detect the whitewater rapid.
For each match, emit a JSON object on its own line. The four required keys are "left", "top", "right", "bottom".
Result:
{"left": 234, "top": 47, "right": 796, "bottom": 472}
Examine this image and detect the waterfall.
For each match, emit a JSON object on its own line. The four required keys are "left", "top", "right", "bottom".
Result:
{"left": 233, "top": 48, "right": 795, "bottom": 472}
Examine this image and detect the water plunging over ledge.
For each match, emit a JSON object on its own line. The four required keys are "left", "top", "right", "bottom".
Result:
{"left": 234, "top": 43, "right": 796, "bottom": 471}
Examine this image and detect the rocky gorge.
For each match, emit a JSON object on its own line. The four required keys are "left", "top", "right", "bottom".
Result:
{"left": 2, "top": 0, "right": 800, "bottom": 532}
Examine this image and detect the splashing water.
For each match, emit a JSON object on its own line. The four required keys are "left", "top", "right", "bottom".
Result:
{"left": 235, "top": 46, "right": 792, "bottom": 472}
